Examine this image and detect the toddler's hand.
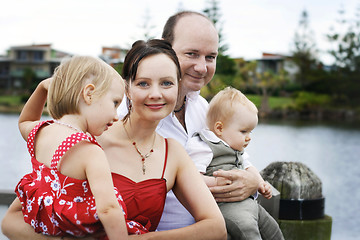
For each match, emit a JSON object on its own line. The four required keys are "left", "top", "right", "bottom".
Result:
{"left": 258, "top": 181, "right": 272, "bottom": 199}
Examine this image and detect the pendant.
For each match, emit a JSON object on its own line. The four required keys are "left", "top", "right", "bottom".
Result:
{"left": 142, "top": 162, "right": 146, "bottom": 175}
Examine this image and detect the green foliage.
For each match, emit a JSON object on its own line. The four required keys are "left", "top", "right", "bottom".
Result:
{"left": 201, "top": 75, "right": 228, "bottom": 100}
{"left": 23, "top": 67, "right": 36, "bottom": 92}
{"left": 113, "top": 63, "right": 123, "bottom": 75}
{"left": 216, "top": 53, "right": 236, "bottom": 75}
{"left": 291, "top": 9, "right": 321, "bottom": 88}
{"left": 327, "top": 6, "right": 360, "bottom": 72}
{"left": 0, "top": 95, "right": 23, "bottom": 106}
{"left": 291, "top": 91, "right": 332, "bottom": 111}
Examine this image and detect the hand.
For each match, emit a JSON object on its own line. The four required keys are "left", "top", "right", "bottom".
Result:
{"left": 215, "top": 176, "right": 232, "bottom": 186}
{"left": 209, "top": 169, "right": 259, "bottom": 202}
{"left": 258, "top": 181, "right": 272, "bottom": 199}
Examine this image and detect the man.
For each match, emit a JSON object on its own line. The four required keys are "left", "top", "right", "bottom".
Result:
{"left": 156, "top": 11, "right": 259, "bottom": 231}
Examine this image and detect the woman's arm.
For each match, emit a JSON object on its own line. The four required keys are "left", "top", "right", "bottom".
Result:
{"left": 1, "top": 198, "right": 96, "bottom": 240}
{"left": 18, "top": 78, "right": 51, "bottom": 140}
{"left": 1, "top": 198, "right": 57, "bottom": 240}
{"left": 143, "top": 139, "right": 226, "bottom": 240}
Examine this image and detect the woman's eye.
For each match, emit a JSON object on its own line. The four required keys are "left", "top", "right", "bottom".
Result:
{"left": 162, "top": 81, "right": 174, "bottom": 87}
{"left": 137, "top": 81, "right": 149, "bottom": 87}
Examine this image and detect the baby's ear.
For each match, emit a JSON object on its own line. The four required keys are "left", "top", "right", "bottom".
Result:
{"left": 82, "top": 83, "right": 95, "bottom": 104}
{"left": 214, "top": 121, "right": 224, "bottom": 136}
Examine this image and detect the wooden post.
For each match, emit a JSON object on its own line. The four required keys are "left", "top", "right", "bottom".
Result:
{"left": 260, "top": 162, "right": 332, "bottom": 240}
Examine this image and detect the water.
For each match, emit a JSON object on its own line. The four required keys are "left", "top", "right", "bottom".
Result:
{"left": 0, "top": 114, "right": 359, "bottom": 239}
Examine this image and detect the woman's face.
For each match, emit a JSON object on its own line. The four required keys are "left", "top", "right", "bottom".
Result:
{"left": 128, "top": 53, "right": 179, "bottom": 122}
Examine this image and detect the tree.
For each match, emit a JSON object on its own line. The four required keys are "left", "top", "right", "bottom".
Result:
{"left": 203, "top": 0, "right": 236, "bottom": 79}
{"left": 325, "top": 5, "right": 360, "bottom": 105}
{"left": 203, "top": 0, "right": 228, "bottom": 54}
{"left": 291, "top": 9, "right": 318, "bottom": 88}
{"left": 239, "top": 61, "right": 289, "bottom": 115}
{"left": 327, "top": 5, "right": 360, "bottom": 72}
{"left": 23, "top": 67, "right": 36, "bottom": 94}
{"left": 139, "top": 7, "right": 156, "bottom": 41}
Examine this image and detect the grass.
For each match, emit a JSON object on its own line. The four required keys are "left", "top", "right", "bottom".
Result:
{"left": 247, "top": 94, "right": 293, "bottom": 109}
{"left": 0, "top": 95, "right": 23, "bottom": 106}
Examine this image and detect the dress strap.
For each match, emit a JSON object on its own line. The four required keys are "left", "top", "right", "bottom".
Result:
{"left": 161, "top": 138, "right": 168, "bottom": 179}
{"left": 50, "top": 132, "right": 92, "bottom": 170}
{"left": 27, "top": 120, "right": 53, "bottom": 159}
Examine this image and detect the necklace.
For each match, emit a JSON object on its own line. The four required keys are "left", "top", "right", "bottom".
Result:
{"left": 174, "top": 96, "right": 186, "bottom": 113}
{"left": 53, "top": 120, "right": 83, "bottom": 133}
{"left": 123, "top": 123, "right": 156, "bottom": 175}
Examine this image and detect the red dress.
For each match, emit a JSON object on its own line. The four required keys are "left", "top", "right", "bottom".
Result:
{"left": 15, "top": 120, "right": 147, "bottom": 237}
{"left": 112, "top": 138, "right": 168, "bottom": 232}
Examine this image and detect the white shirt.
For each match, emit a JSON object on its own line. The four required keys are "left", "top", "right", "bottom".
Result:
{"left": 186, "top": 128, "right": 252, "bottom": 174}
{"left": 118, "top": 92, "right": 253, "bottom": 230}
{"left": 117, "top": 91, "right": 208, "bottom": 230}
{"left": 156, "top": 91, "right": 208, "bottom": 230}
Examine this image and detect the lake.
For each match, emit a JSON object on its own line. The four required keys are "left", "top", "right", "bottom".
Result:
{"left": 0, "top": 113, "right": 359, "bottom": 240}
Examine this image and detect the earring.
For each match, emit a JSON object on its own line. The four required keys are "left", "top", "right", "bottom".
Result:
{"left": 127, "top": 99, "right": 132, "bottom": 113}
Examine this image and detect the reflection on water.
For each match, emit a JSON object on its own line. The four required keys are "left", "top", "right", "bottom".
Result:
{"left": 0, "top": 114, "right": 359, "bottom": 240}
{"left": 246, "top": 118, "right": 360, "bottom": 240}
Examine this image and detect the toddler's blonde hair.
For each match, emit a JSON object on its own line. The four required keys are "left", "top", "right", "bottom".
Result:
{"left": 207, "top": 87, "right": 258, "bottom": 131}
{"left": 47, "top": 55, "right": 123, "bottom": 119}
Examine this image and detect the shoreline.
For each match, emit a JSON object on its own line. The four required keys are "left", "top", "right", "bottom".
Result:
{"left": 1, "top": 104, "right": 359, "bottom": 124}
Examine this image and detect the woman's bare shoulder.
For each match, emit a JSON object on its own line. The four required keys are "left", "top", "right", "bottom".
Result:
{"left": 97, "top": 121, "right": 122, "bottom": 146}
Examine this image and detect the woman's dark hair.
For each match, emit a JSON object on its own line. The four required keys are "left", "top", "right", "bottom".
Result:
{"left": 122, "top": 39, "right": 181, "bottom": 82}
{"left": 122, "top": 39, "right": 181, "bottom": 122}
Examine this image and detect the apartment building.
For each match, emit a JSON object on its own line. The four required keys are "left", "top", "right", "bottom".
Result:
{"left": 0, "top": 44, "right": 71, "bottom": 92}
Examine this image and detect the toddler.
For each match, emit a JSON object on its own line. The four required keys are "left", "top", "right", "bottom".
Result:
{"left": 15, "top": 56, "right": 147, "bottom": 239}
{"left": 187, "top": 87, "right": 284, "bottom": 239}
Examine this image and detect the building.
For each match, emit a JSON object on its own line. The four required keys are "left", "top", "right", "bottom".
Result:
{"left": 0, "top": 44, "right": 71, "bottom": 93}
{"left": 99, "top": 46, "right": 128, "bottom": 68}
{"left": 233, "top": 53, "right": 299, "bottom": 82}
{"left": 255, "top": 53, "right": 299, "bottom": 82}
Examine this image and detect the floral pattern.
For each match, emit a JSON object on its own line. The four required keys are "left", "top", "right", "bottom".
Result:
{"left": 15, "top": 120, "right": 148, "bottom": 237}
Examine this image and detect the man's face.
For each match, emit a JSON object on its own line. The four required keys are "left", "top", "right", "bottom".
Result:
{"left": 171, "top": 15, "right": 219, "bottom": 93}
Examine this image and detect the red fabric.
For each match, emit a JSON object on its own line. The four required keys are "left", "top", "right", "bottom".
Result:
{"left": 15, "top": 120, "right": 148, "bottom": 237}
{"left": 112, "top": 138, "right": 168, "bottom": 232}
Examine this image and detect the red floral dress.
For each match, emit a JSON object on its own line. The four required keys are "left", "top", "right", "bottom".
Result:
{"left": 15, "top": 120, "right": 148, "bottom": 237}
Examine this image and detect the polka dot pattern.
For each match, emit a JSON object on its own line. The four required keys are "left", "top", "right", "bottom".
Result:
{"left": 16, "top": 120, "right": 148, "bottom": 237}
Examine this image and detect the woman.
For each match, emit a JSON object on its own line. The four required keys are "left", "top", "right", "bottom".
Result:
{"left": 1, "top": 39, "right": 226, "bottom": 240}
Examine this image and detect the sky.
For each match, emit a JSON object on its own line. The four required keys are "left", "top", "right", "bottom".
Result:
{"left": 1, "top": 0, "right": 359, "bottom": 65}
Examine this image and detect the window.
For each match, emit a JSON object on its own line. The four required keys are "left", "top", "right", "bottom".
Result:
{"left": 33, "top": 51, "right": 44, "bottom": 61}
{"left": 16, "top": 51, "right": 27, "bottom": 61}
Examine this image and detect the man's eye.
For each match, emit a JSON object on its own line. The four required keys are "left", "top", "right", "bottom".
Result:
{"left": 206, "top": 56, "right": 216, "bottom": 61}
{"left": 186, "top": 52, "right": 197, "bottom": 58}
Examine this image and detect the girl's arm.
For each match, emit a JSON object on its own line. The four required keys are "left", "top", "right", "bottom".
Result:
{"left": 137, "top": 139, "right": 227, "bottom": 240}
{"left": 84, "top": 144, "right": 128, "bottom": 240}
{"left": 18, "top": 78, "right": 51, "bottom": 140}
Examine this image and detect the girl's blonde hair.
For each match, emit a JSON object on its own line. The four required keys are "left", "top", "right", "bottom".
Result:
{"left": 207, "top": 87, "right": 258, "bottom": 130}
{"left": 47, "top": 55, "right": 123, "bottom": 119}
